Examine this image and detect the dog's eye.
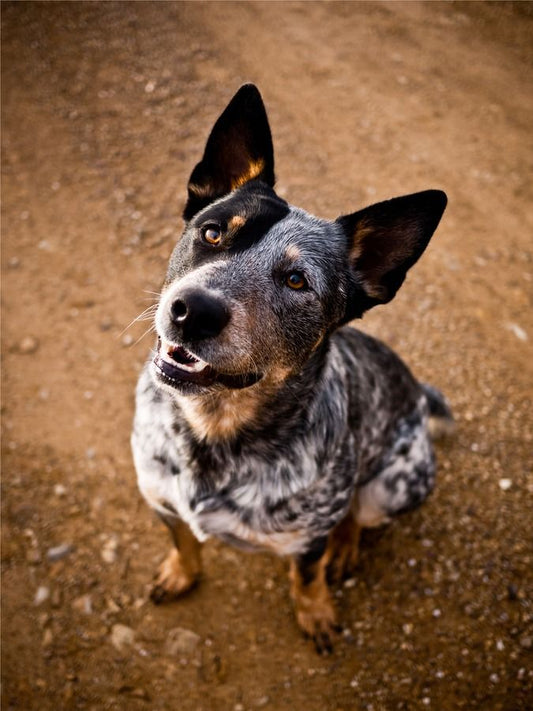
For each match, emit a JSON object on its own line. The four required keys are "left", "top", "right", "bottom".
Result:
{"left": 201, "top": 224, "right": 222, "bottom": 245}
{"left": 286, "top": 271, "right": 307, "bottom": 290}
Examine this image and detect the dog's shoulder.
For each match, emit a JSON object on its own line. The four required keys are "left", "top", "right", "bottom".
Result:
{"left": 331, "top": 325, "right": 423, "bottom": 428}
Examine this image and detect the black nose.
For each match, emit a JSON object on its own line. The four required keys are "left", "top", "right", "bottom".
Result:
{"left": 170, "top": 288, "right": 230, "bottom": 341}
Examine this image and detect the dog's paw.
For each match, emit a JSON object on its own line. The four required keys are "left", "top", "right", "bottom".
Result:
{"left": 150, "top": 549, "right": 199, "bottom": 604}
{"left": 295, "top": 595, "right": 340, "bottom": 654}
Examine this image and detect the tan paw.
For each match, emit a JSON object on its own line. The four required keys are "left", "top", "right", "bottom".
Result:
{"left": 295, "top": 594, "right": 340, "bottom": 654}
{"left": 150, "top": 549, "right": 199, "bottom": 604}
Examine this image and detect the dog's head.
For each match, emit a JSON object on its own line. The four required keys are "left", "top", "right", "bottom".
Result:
{"left": 152, "top": 84, "right": 447, "bottom": 396}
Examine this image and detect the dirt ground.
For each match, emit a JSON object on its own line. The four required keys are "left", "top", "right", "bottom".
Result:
{"left": 1, "top": 2, "right": 532, "bottom": 709}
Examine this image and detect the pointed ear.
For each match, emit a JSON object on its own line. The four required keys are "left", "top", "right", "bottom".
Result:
{"left": 183, "top": 84, "right": 275, "bottom": 221}
{"left": 337, "top": 190, "right": 447, "bottom": 317}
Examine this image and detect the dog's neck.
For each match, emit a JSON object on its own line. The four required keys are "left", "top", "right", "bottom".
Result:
{"left": 175, "top": 376, "right": 283, "bottom": 442}
{"left": 175, "top": 346, "right": 329, "bottom": 444}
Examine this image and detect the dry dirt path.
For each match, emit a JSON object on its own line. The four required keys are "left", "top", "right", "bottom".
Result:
{"left": 2, "top": 2, "right": 532, "bottom": 710}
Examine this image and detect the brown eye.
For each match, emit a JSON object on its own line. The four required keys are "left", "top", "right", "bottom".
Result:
{"left": 286, "top": 271, "right": 307, "bottom": 290}
{"left": 201, "top": 224, "right": 222, "bottom": 245}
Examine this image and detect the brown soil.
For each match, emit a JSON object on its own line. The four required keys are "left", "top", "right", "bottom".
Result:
{"left": 2, "top": 2, "right": 532, "bottom": 710}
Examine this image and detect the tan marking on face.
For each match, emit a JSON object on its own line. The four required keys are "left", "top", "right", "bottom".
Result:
{"left": 228, "top": 215, "right": 246, "bottom": 231}
{"left": 230, "top": 158, "right": 265, "bottom": 190}
{"left": 285, "top": 245, "right": 301, "bottom": 261}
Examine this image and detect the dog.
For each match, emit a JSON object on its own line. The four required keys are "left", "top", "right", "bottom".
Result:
{"left": 131, "top": 84, "right": 452, "bottom": 653}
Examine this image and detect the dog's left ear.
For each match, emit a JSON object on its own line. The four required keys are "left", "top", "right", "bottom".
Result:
{"left": 337, "top": 190, "right": 447, "bottom": 319}
{"left": 183, "top": 84, "right": 275, "bottom": 221}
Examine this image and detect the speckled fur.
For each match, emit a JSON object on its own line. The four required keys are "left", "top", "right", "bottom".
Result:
{"left": 130, "top": 84, "right": 451, "bottom": 647}
{"left": 133, "top": 328, "right": 439, "bottom": 554}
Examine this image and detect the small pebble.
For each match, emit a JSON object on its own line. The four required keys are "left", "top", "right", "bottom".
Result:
{"left": 505, "top": 322, "right": 528, "bottom": 342}
{"left": 18, "top": 336, "right": 39, "bottom": 354}
{"left": 34, "top": 586, "right": 50, "bottom": 606}
{"left": 342, "top": 627, "right": 355, "bottom": 643}
{"left": 110, "top": 624, "right": 135, "bottom": 651}
{"left": 520, "top": 636, "right": 532, "bottom": 649}
{"left": 47, "top": 543, "right": 73, "bottom": 562}
{"left": 165, "top": 627, "right": 201, "bottom": 656}
{"left": 101, "top": 537, "right": 119, "bottom": 564}
{"left": 72, "top": 594, "right": 93, "bottom": 615}
{"left": 498, "top": 478, "right": 512, "bottom": 491}
{"left": 54, "top": 484, "right": 67, "bottom": 497}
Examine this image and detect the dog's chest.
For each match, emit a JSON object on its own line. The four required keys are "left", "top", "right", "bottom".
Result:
{"left": 148, "top": 446, "right": 316, "bottom": 554}
{"left": 133, "top": 375, "right": 319, "bottom": 553}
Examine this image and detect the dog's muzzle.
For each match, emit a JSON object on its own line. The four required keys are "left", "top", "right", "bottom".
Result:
{"left": 153, "top": 338, "right": 262, "bottom": 391}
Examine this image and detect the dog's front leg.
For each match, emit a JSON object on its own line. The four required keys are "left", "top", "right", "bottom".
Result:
{"left": 289, "top": 537, "right": 339, "bottom": 653}
{"left": 326, "top": 507, "right": 361, "bottom": 584}
{"left": 150, "top": 513, "right": 203, "bottom": 604}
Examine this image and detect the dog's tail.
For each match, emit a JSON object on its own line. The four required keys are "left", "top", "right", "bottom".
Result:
{"left": 422, "top": 383, "right": 455, "bottom": 440}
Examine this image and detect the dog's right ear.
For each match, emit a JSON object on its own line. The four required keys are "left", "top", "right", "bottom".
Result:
{"left": 183, "top": 84, "right": 275, "bottom": 221}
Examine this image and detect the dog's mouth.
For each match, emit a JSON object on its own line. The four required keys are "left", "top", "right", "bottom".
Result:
{"left": 153, "top": 338, "right": 215, "bottom": 385}
{"left": 153, "top": 338, "right": 262, "bottom": 390}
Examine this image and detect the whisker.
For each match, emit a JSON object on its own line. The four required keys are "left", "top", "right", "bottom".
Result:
{"left": 119, "top": 304, "right": 158, "bottom": 337}
{"left": 132, "top": 323, "right": 157, "bottom": 348}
